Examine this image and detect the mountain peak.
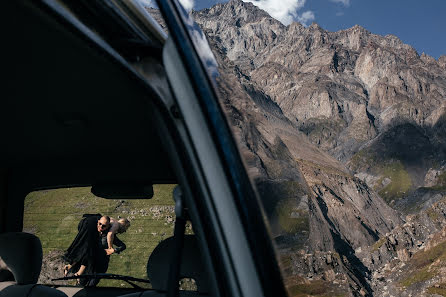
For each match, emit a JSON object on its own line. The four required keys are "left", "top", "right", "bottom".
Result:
{"left": 339, "top": 24, "right": 370, "bottom": 36}
{"left": 196, "top": 0, "right": 273, "bottom": 26}
{"left": 224, "top": 0, "right": 272, "bottom": 20}
{"left": 308, "top": 22, "right": 323, "bottom": 31}
{"left": 421, "top": 52, "right": 436, "bottom": 64}
{"left": 227, "top": 0, "right": 247, "bottom": 6}
{"left": 439, "top": 55, "right": 446, "bottom": 68}
{"left": 288, "top": 21, "right": 305, "bottom": 33}
{"left": 351, "top": 24, "right": 366, "bottom": 31}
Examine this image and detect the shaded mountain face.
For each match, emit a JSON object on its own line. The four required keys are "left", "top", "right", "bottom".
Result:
{"left": 148, "top": 1, "right": 446, "bottom": 296}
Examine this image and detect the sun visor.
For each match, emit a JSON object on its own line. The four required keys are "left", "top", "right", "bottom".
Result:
{"left": 91, "top": 182, "right": 154, "bottom": 199}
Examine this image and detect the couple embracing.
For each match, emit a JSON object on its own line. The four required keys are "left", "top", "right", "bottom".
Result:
{"left": 63, "top": 214, "right": 131, "bottom": 286}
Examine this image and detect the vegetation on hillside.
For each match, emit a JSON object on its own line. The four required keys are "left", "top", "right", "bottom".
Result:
{"left": 399, "top": 236, "right": 446, "bottom": 288}
{"left": 376, "top": 161, "right": 412, "bottom": 204}
{"left": 348, "top": 148, "right": 413, "bottom": 204}
{"left": 276, "top": 199, "right": 309, "bottom": 234}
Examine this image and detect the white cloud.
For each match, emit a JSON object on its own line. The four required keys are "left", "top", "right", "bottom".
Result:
{"left": 297, "top": 11, "right": 315, "bottom": 26}
{"left": 179, "top": 0, "right": 195, "bottom": 11}
{"left": 243, "top": 0, "right": 306, "bottom": 25}
{"left": 330, "top": 0, "right": 350, "bottom": 6}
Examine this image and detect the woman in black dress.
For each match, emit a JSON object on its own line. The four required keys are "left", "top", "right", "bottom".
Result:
{"left": 63, "top": 214, "right": 110, "bottom": 286}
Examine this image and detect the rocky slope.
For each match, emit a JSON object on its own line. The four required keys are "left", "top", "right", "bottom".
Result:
{"left": 364, "top": 196, "right": 446, "bottom": 296}
{"left": 212, "top": 46, "right": 389, "bottom": 297}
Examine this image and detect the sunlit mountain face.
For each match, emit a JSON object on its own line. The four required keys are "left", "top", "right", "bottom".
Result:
{"left": 149, "top": 1, "right": 446, "bottom": 295}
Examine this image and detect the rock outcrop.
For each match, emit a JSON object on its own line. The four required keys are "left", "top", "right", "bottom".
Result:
{"left": 364, "top": 197, "right": 446, "bottom": 296}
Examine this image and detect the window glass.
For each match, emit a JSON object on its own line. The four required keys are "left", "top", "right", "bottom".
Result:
{"left": 23, "top": 184, "right": 186, "bottom": 288}
{"left": 180, "top": 3, "right": 446, "bottom": 297}
{"left": 144, "top": 2, "right": 446, "bottom": 296}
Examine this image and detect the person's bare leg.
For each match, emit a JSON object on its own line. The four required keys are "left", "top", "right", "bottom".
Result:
{"left": 75, "top": 265, "right": 86, "bottom": 276}
{"left": 63, "top": 264, "right": 72, "bottom": 276}
{"left": 74, "top": 265, "right": 86, "bottom": 285}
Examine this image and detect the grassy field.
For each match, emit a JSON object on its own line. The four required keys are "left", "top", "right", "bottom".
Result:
{"left": 377, "top": 161, "right": 412, "bottom": 203}
{"left": 23, "top": 184, "right": 178, "bottom": 287}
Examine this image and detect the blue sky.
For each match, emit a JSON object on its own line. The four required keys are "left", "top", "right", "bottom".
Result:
{"left": 142, "top": 0, "right": 446, "bottom": 59}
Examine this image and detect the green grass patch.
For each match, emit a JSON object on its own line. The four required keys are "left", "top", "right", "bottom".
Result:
{"left": 349, "top": 151, "right": 415, "bottom": 204}
{"left": 400, "top": 240, "right": 446, "bottom": 288}
{"left": 300, "top": 118, "right": 346, "bottom": 148}
{"left": 275, "top": 199, "right": 309, "bottom": 234}
{"left": 278, "top": 254, "right": 294, "bottom": 276}
{"left": 280, "top": 254, "right": 293, "bottom": 269}
{"left": 23, "top": 184, "right": 177, "bottom": 288}
{"left": 347, "top": 149, "right": 377, "bottom": 173}
{"left": 427, "top": 207, "right": 441, "bottom": 222}
{"left": 427, "top": 283, "right": 446, "bottom": 296}
{"left": 371, "top": 237, "right": 386, "bottom": 252}
{"left": 297, "top": 159, "right": 351, "bottom": 178}
{"left": 377, "top": 161, "right": 412, "bottom": 203}
{"left": 400, "top": 266, "right": 436, "bottom": 288}
{"left": 410, "top": 240, "right": 446, "bottom": 269}
{"left": 287, "top": 279, "right": 347, "bottom": 297}
{"left": 431, "top": 171, "right": 446, "bottom": 191}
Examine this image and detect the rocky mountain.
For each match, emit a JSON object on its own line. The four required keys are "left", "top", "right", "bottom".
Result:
{"left": 193, "top": 0, "right": 446, "bottom": 203}
{"left": 149, "top": 1, "right": 446, "bottom": 296}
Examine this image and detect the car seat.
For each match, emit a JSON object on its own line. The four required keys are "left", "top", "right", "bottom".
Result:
{"left": 0, "top": 232, "right": 67, "bottom": 297}
{"left": 120, "top": 235, "right": 211, "bottom": 297}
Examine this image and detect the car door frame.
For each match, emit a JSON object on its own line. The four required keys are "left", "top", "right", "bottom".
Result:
{"left": 156, "top": 1, "right": 288, "bottom": 297}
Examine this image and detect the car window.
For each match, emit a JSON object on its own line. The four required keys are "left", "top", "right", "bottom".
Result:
{"left": 159, "top": 2, "right": 446, "bottom": 297}
{"left": 22, "top": 184, "right": 194, "bottom": 288}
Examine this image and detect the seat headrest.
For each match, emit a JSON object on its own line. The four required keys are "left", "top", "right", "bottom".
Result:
{"left": 0, "top": 232, "right": 42, "bottom": 284}
{"left": 147, "top": 235, "right": 210, "bottom": 294}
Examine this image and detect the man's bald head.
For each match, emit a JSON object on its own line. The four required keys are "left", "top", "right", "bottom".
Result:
{"left": 97, "top": 216, "right": 110, "bottom": 232}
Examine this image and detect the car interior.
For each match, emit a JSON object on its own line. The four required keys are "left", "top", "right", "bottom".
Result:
{"left": 1, "top": 1, "right": 216, "bottom": 296}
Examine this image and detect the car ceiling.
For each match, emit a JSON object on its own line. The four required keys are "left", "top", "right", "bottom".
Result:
{"left": 1, "top": 1, "right": 176, "bottom": 190}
